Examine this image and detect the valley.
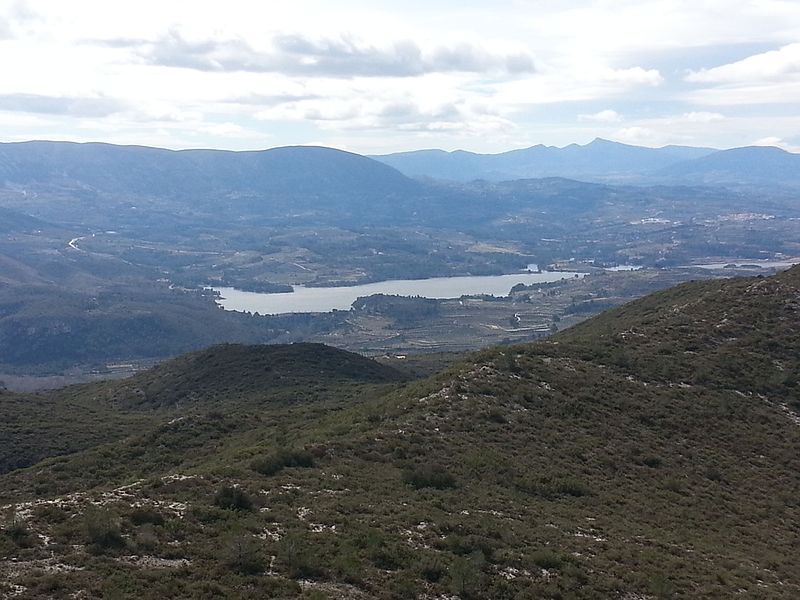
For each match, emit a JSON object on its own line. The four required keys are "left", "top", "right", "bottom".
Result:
{"left": 1, "top": 141, "right": 798, "bottom": 385}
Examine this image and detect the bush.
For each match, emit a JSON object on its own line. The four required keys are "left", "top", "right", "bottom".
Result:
{"left": 3, "top": 510, "right": 34, "bottom": 547}
{"left": 531, "top": 549, "right": 563, "bottom": 570}
{"left": 279, "top": 531, "right": 323, "bottom": 579}
{"left": 213, "top": 486, "right": 253, "bottom": 511}
{"left": 251, "top": 449, "right": 315, "bottom": 476}
{"left": 553, "top": 478, "right": 592, "bottom": 497}
{"left": 418, "top": 555, "right": 447, "bottom": 582}
{"left": 225, "top": 535, "right": 264, "bottom": 574}
{"left": 129, "top": 507, "right": 165, "bottom": 526}
{"left": 641, "top": 456, "right": 663, "bottom": 468}
{"left": 84, "top": 507, "right": 124, "bottom": 552}
{"left": 449, "top": 551, "right": 486, "bottom": 599}
{"left": 402, "top": 464, "right": 457, "bottom": 490}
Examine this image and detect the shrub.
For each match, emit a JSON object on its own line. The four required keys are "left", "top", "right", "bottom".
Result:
{"left": 485, "top": 408, "right": 508, "bottom": 424}
{"left": 251, "top": 449, "right": 315, "bottom": 476}
{"left": 449, "top": 550, "right": 486, "bottom": 599}
{"left": 418, "top": 555, "right": 447, "bottom": 582}
{"left": 279, "top": 531, "right": 323, "bottom": 579}
{"left": 531, "top": 549, "right": 563, "bottom": 570}
{"left": 84, "top": 507, "right": 124, "bottom": 552}
{"left": 225, "top": 535, "right": 264, "bottom": 575}
{"left": 402, "top": 464, "right": 457, "bottom": 490}
{"left": 705, "top": 465, "right": 723, "bottom": 482}
{"left": 641, "top": 456, "right": 663, "bottom": 468}
{"left": 129, "top": 507, "right": 165, "bottom": 526}
{"left": 553, "top": 478, "right": 592, "bottom": 497}
{"left": 386, "top": 574, "right": 420, "bottom": 599}
{"left": 3, "top": 510, "right": 34, "bottom": 547}
{"left": 213, "top": 486, "right": 253, "bottom": 511}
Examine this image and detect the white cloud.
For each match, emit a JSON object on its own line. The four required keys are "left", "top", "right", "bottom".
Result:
{"left": 680, "top": 111, "right": 726, "bottom": 123}
{"left": 100, "top": 30, "right": 536, "bottom": 78}
{"left": 579, "top": 109, "right": 623, "bottom": 123}
{"left": 682, "top": 80, "right": 800, "bottom": 106}
{"left": 0, "top": 93, "right": 125, "bottom": 117}
{"left": 600, "top": 67, "right": 663, "bottom": 86}
{"left": 753, "top": 136, "right": 800, "bottom": 153}
{"left": 255, "top": 93, "right": 515, "bottom": 137}
{"left": 611, "top": 126, "right": 661, "bottom": 145}
{"left": 687, "top": 43, "right": 800, "bottom": 83}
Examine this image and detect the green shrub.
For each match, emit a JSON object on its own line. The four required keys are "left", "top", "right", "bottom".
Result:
{"left": 418, "top": 555, "right": 447, "bottom": 582}
{"left": 84, "top": 507, "right": 124, "bottom": 553}
{"left": 402, "top": 464, "right": 457, "bottom": 490}
{"left": 213, "top": 486, "right": 253, "bottom": 511}
{"left": 531, "top": 549, "right": 563, "bottom": 570}
{"left": 553, "top": 478, "right": 592, "bottom": 497}
{"left": 642, "top": 456, "right": 663, "bottom": 468}
{"left": 251, "top": 449, "right": 315, "bottom": 476}
{"left": 449, "top": 550, "right": 486, "bottom": 599}
{"left": 129, "top": 507, "right": 165, "bottom": 526}
{"left": 225, "top": 535, "right": 264, "bottom": 575}
{"left": 3, "top": 510, "right": 34, "bottom": 547}
{"left": 279, "top": 531, "right": 323, "bottom": 579}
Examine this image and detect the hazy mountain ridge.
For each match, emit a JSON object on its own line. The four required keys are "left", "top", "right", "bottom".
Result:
{"left": 0, "top": 141, "right": 421, "bottom": 199}
{"left": 1, "top": 268, "right": 798, "bottom": 598}
{"left": 373, "top": 138, "right": 800, "bottom": 186}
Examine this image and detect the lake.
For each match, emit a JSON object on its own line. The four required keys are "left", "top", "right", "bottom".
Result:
{"left": 682, "top": 259, "right": 799, "bottom": 270}
{"left": 212, "top": 271, "right": 585, "bottom": 315}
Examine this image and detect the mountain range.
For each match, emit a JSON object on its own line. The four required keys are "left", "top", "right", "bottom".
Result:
{"left": 0, "top": 139, "right": 798, "bottom": 205}
{"left": 373, "top": 138, "right": 800, "bottom": 186}
{"left": 1, "top": 266, "right": 798, "bottom": 598}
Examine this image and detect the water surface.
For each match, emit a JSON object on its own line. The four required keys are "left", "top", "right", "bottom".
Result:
{"left": 213, "top": 271, "right": 585, "bottom": 315}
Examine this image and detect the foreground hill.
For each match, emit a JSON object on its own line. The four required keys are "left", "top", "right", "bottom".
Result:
{"left": 1, "top": 269, "right": 798, "bottom": 599}
{"left": 0, "top": 344, "right": 406, "bottom": 475}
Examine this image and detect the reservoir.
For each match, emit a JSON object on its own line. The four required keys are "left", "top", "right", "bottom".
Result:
{"left": 682, "top": 259, "right": 799, "bottom": 270}
{"left": 212, "top": 271, "right": 585, "bottom": 315}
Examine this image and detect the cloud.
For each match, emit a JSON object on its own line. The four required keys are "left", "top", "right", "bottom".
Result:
{"left": 578, "top": 109, "right": 623, "bottom": 123}
{"left": 123, "top": 30, "right": 535, "bottom": 77}
{"left": 611, "top": 126, "right": 661, "bottom": 145}
{"left": 0, "top": 93, "right": 126, "bottom": 117}
{"left": 223, "top": 92, "right": 322, "bottom": 106}
{"left": 255, "top": 95, "right": 514, "bottom": 136}
{"left": 753, "top": 136, "right": 800, "bottom": 153}
{"left": 680, "top": 111, "right": 725, "bottom": 123}
{"left": 686, "top": 43, "right": 800, "bottom": 83}
{"left": 0, "top": 1, "right": 42, "bottom": 39}
{"left": 601, "top": 66, "right": 663, "bottom": 86}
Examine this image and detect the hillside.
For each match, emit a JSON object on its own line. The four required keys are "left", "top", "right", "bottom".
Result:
{"left": 1, "top": 269, "right": 799, "bottom": 599}
{"left": 106, "top": 342, "right": 407, "bottom": 410}
{"left": 0, "top": 344, "right": 405, "bottom": 476}
{"left": 555, "top": 264, "right": 800, "bottom": 403}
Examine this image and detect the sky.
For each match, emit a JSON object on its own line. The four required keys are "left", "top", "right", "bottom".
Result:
{"left": 1, "top": 0, "right": 799, "bottom": 154}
